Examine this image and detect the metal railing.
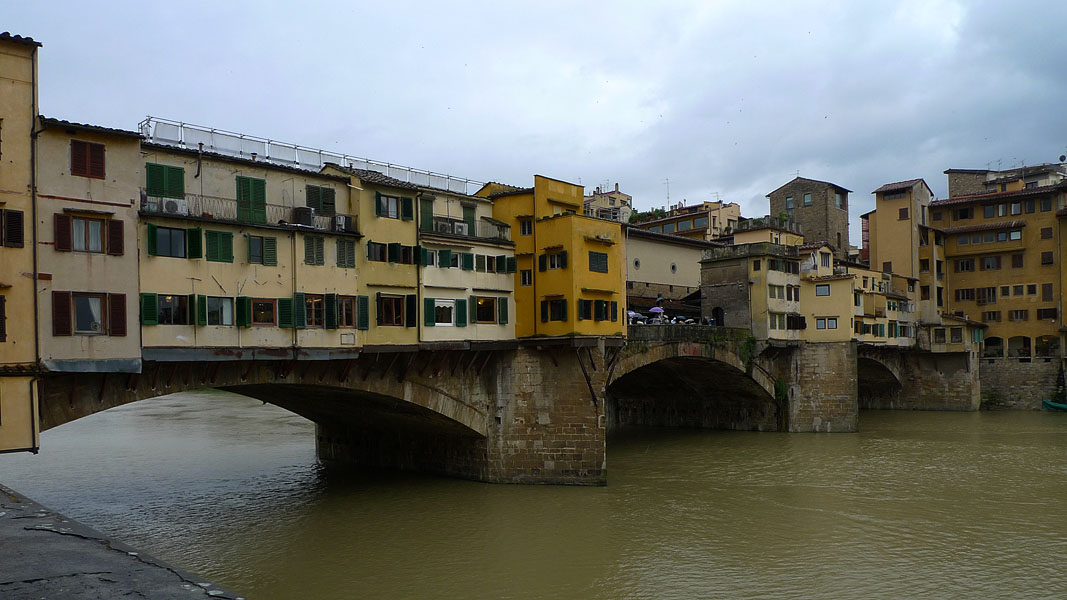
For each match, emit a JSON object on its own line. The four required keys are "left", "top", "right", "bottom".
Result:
{"left": 141, "top": 191, "right": 338, "bottom": 232}
{"left": 139, "top": 117, "right": 485, "bottom": 195}
{"left": 420, "top": 216, "right": 511, "bottom": 241}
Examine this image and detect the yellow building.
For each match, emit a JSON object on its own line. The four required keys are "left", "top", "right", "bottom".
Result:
{"left": 624, "top": 226, "right": 715, "bottom": 318}
{"left": 731, "top": 216, "right": 804, "bottom": 246}
{"left": 636, "top": 200, "right": 741, "bottom": 240}
{"left": 136, "top": 140, "right": 361, "bottom": 356}
{"left": 480, "top": 175, "right": 625, "bottom": 338}
{"left": 35, "top": 118, "right": 143, "bottom": 372}
{"left": 0, "top": 33, "right": 40, "bottom": 452}
{"left": 416, "top": 185, "right": 515, "bottom": 342}
{"left": 583, "top": 182, "right": 632, "bottom": 223}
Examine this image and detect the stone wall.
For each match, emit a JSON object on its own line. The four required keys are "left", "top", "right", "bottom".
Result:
{"left": 945, "top": 171, "right": 988, "bottom": 198}
{"left": 767, "top": 178, "right": 850, "bottom": 259}
{"left": 858, "top": 348, "right": 980, "bottom": 411}
{"left": 979, "top": 357, "right": 1060, "bottom": 409}
{"left": 784, "top": 341, "right": 858, "bottom": 432}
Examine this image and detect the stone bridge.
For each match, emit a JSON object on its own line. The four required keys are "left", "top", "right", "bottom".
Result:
{"left": 33, "top": 328, "right": 978, "bottom": 486}
{"left": 856, "top": 344, "right": 980, "bottom": 410}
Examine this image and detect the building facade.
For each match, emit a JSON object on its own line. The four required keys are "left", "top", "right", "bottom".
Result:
{"left": 583, "top": 182, "right": 632, "bottom": 223}
{"left": 767, "top": 176, "right": 851, "bottom": 259}
{"left": 635, "top": 200, "right": 741, "bottom": 241}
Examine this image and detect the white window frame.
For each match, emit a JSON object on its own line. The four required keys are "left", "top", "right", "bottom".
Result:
{"left": 815, "top": 284, "right": 830, "bottom": 296}
{"left": 434, "top": 298, "right": 455, "bottom": 327}
{"left": 207, "top": 296, "right": 234, "bottom": 326}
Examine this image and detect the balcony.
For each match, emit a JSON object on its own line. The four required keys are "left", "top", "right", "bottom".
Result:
{"left": 420, "top": 216, "right": 511, "bottom": 242}
{"left": 140, "top": 191, "right": 357, "bottom": 234}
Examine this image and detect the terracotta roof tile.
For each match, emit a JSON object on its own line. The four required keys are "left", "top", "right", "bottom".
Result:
{"left": 40, "top": 116, "right": 142, "bottom": 139}
{"left": 930, "top": 183, "right": 1065, "bottom": 207}
{"left": 941, "top": 220, "right": 1026, "bottom": 235}
{"left": 872, "top": 178, "right": 925, "bottom": 194}
{"left": 0, "top": 32, "right": 41, "bottom": 47}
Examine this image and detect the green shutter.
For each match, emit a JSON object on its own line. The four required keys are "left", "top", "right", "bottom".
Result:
{"left": 263, "top": 237, "right": 278, "bottom": 266}
{"left": 560, "top": 250, "right": 568, "bottom": 269}
{"left": 146, "top": 163, "right": 165, "bottom": 196}
{"left": 405, "top": 294, "right": 417, "bottom": 327}
{"left": 374, "top": 191, "right": 383, "bottom": 217}
{"left": 236, "top": 296, "right": 251, "bottom": 327}
{"left": 278, "top": 298, "right": 294, "bottom": 328}
{"left": 461, "top": 252, "right": 474, "bottom": 271}
{"left": 187, "top": 227, "right": 202, "bottom": 259}
{"left": 325, "top": 293, "right": 338, "bottom": 329}
{"left": 375, "top": 292, "right": 383, "bottom": 326}
{"left": 316, "top": 238, "right": 325, "bottom": 265}
{"left": 305, "top": 236, "right": 316, "bottom": 265}
{"left": 424, "top": 297, "right": 436, "bottom": 326}
{"left": 401, "top": 197, "right": 414, "bottom": 221}
{"left": 221, "top": 232, "right": 233, "bottom": 263}
{"left": 146, "top": 223, "right": 158, "bottom": 256}
{"left": 498, "top": 297, "right": 508, "bottom": 324}
{"left": 495, "top": 255, "right": 506, "bottom": 272}
{"left": 463, "top": 205, "right": 476, "bottom": 233}
{"left": 456, "top": 298, "right": 467, "bottom": 327}
{"left": 420, "top": 247, "right": 429, "bottom": 267}
{"left": 611, "top": 301, "right": 618, "bottom": 322}
{"left": 293, "top": 292, "right": 306, "bottom": 329}
{"left": 439, "top": 249, "right": 452, "bottom": 268}
{"left": 469, "top": 295, "right": 478, "bottom": 324}
{"left": 506, "top": 256, "right": 517, "bottom": 273}
{"left": 420, "top": 198, "right": 434, "bottom": 231}
{"left": 388, "top": 242, "right": 401, "bottom": 263}
{"left": 140, "top": 293, "right": 158, "bottom": 325}
{"left": 205, "top": 231, "right": 219, "bottom": 261}
{"left": 236, "top": 177, "right": 251, "bottom": 222}
{"left": 321, "top": 188, "right": 336, "bottom": 216}
{"left": 356, "top": 295, "right": 369, "bottom": 330}
{"left": 197, "top": 294, "right": 207, "bottom": 326}
{"left": 251, "top": 178, "right": 267, "bottom": 223}
{"left": 539, "top": 254, "right": 547, "bottom": 271}
{"left": 540, "top": 300, "right": 548, "bottom": 322}
{"left": 306, "top": 185, "right": 321, "bottom": 212}
{"left": 336, "top": 239, "right": 347, "bottom": 267}
{"left": 165, "top": 165, "right": 185, "bottom": 198}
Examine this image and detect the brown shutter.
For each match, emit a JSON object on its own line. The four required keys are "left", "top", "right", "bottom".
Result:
{"left": 0, "top": 295, "right": 6, "bottom": 342}
{"left": 3, "top": 210, "right": 24, "bottom": 247}
{"left": 89, "top": 143, "right": 105, "bottom": 178}
{"left": 54, "top": 213, "right": 73, "bottom": 251}
{"left": 108, "top": 293, "right": 126, "bottom": 336}
{"left": 71, "top": 141, "right": 88, "bottom": 176}
{"left": 107, "top": 219, "right": 124, "bottom": 255}
{"left": 52, "top": 291, "right": 72, "bottom": 336}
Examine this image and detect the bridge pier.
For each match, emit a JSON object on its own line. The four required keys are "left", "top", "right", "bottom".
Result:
{"left": 776, "top": 341, "right": 858, "bottom": 433}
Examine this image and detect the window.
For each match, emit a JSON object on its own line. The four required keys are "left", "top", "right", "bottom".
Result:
{"left": 475, "top": 296, "right": 497, "bottom": 323}
{"left": 304, "top": 235, "right": 325, "bottom": 265}
{"left": 815, "top": 284, "right": 830, "bottom": 297}
{"left": 72, "top": 293, "right": 107, "bottom": 334}
{"left": 434, "top": 299, "right": 455, "bottom": 326}
{"left": 803, "top": 193, "right": 812, "bottom": 206}
{"left": 982, "top": 311, "right": 1001, "bottom": 322}
{"left": 976, "top": 287, "right": 996, "bottom": 304}
{"left": 145, "top": 163, "right": 184, "bottom": 198}
{"left": 151, "top": 225, "right": 186, "bottom": 258}
{"left": 898, "top": 207, "right": 909, "bottom": 220}
{"left": 694, "top": 216, "right": 708, "bottom": 228}
{"left": 934, "top": 329, "right": 946, "bottom": 344}
{"left": 377, "top": 194, "right": 400, "bottom": 219}
{"left": 821, "top": 252, "right": 831, "bottom": 268}
{"left": 835, "top": 192, "right": 844, "bottom": 209}
{"left": 337, "top": 239, "right": 356, "bottom": 268}
{"left": 1011, "top": 202, "right": 1022, "bottom": 215}
{"left": 70, "top": 217, "right": 104, "bottom": 252}
{"left": 663, "top": 222, "right": 676, "bottom": 233}
{"left": 544, "top": 251, "right": 567, "bottom": 270}
{"left": 981, "top": 256, "right": 1001, "bottom": 270}
{"left": 954, "top": 207, "right": 973, "bottom": 220}
{"left": 1009, "top": 310, "right": 1028, "bottom": 322}
{"left": 205, "top": 230, "right": 234, "bottom": 262}
{"left": 367, "top": 241, "right": 387, "bottom": 262}
{"left": 157, "top": 294, "right": 190, "bottom": 325}
{"left": 816, "top": 317, "right": 827, "bottom": 330}
{"left": 921, "top": 285, "right": 930, "bottom": 300}
{"left": 769, "top": 285, "right": 784, "bottom": 299}
{"left": 304, "top": 294, "right": 325, "bottom": 327}
{"left": 520, "top": 269, "right": 532, "bottom": 286}
{"left": 983, "top": 205, "right": 996, "bottom": 219}
{"left": 785, "top": 196, "right": 794, "bottom": 209}
{"left": 249, "top": 236, "right": 264, "bottom": 264}
{"left": 1013, "top": 285, "right": 1024, "bottom": 296}
{"left": 305, "top": 185, "right": 336, "bottom": 216}
{"left": 542, "top": 299, "right": 568, "bottom": 322}
{"left": 378, "top": 294, "right": 404, "bottom": 326}
{"left": 1041, "top": 197, "right": 1053, "bottom": 212}
{"left": 476, "top": 254, "right": 487, "bottom": 272}
{"left": 753, "top": 260, "right": 761, "bottom": 271}
{"left": 1041, "top": 251, "right": 1054, "bottom": 265}
{"left": 252, "top": 299, "right": 276, "bottom": 325}
{"left": 932, "top": 211, "right": 943, "bottom": 221}
{"left": 589, "top": 251, "right": 609, "bottom": 273}
{"left": 1025, "top": 199, "right": 1036, "bottom": 213}
{"left": 1037, "top": 308, "right": 1058, "bottom": 320}
{"left": 768, "top": 313, "right": 787, "bottom": 330}
{"left": 920, "top": 259, "right": 930, "bottom": 272}
{"left": 236, "top": 176, "right": 267, "bottom": 224}
{"left": 339, "top": 296, "right": 357, "bottom": 328}
{"left": 955, "top": 288, "right": 975, "bottom": 301}
{"left": 882, "top": 261, "right": 892, "bottom": 273}
{"left": 1000, "top": 285, "right": 1011, "bottom": 297}
{"left": 71, "top": 140, "right": 105, "bottom": 179}
{"left": 1041, "top": 227, "right": 1053, "bottom": 240}
{"left": 1027, "top": 284, "right": 1038, "bottom": 295}
{"left": 1042, "top": 283, "right": 1054, "bottom": 301}
{"left": 958, "top": 235, "right": 969, "bottom": 247}
{"left": 955, "top": 258, "right": 974, "bottom": 272}
{"left": 207, "top": 297, "right": 234, "bottom": 326}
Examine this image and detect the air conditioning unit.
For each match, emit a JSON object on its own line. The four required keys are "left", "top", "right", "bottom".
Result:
{"left": 435, "top": 221, "right": 452, "bottom": 233}
{"left": 453, "top": 222, "right": 469, "bottom": 236}
{"left": 162, "top": 198, "right": 189, "bottom": 216}
{"left": 333, "top": 215, "right": 355, "bottom": 233}
{"left": 293, "top": 206, "right": 315, "bottom": 226}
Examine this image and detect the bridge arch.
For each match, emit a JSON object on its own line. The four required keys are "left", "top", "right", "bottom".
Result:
{"left": 856, "top": 354, "right": 903, "bottom": 408}
{"left": 605, "top": 341, "right": 781, "bottom": 432}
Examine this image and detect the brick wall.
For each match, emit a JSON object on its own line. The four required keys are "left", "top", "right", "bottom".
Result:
{"left": 787, "top": 341, "right": 858, "bottom": 432}
{"left": 980, "top": 357, "right": 1060, "bottom": 409}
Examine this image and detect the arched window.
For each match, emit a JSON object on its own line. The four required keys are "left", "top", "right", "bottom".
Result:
{"left": 983, "top": 336, "right": 1003, "bottom": 358}
{"left": 711, "top": 307, "right": 725, "bottom": 327}
{"left": 1007, "top": 336, "right": 1031, "bottom": 358}
{"left": 1036, "top": 335, "right": 1060, "bottom": 357}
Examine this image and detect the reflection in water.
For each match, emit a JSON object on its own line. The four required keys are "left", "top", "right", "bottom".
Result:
{"left": 2, "top": 390, "right": 1067, "bottom": 599}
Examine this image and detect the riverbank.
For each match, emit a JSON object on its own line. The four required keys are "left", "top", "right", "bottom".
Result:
{"left": 0, "top": 482, "right": 243, "bottom": 600}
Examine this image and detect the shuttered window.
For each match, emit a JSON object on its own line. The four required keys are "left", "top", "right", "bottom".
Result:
{"left": 54, "top": 214, "right": 73, "bottom": 251}
{"left": 71, "top": 140, "right": 105, "bottom": 179}
{"left": 0, "top": 295, "right": 6, "bottom": 342}
{"left": 336, "top": 239, "right": 355, "bottom": 268}
{"left": 145, "top": 163, "right": 185, "bottom": 198}
{"left": 2, "top": 209, "right": 24, "bottom": 247}
{"left": 236, "top": 176, "right": 267, "bottom": 224}
{"left": 356, "top": 295, "right": 369, "bottom": 330}
{"left": 107, "top": 219, "right": 124, "bottom": 255}
{"left": 52, "top": 291, "right": 73, "bottom": 335}
{"left": 304, "top": 235, "right": 325, "bottom": 265}
{"left": 306, "top": 185, "right": 336, "bottom": 216}
{"left": 588, "top": 251, "right": 609, "bottom": 273}
{"left": 108, "top": 293, "right": 127, "bottom": 336}
{"left": 205, "top": 230, "right": 234, "bottom": 262}
{"left": 497, "top": 297, "right": 508, "bottom": 324}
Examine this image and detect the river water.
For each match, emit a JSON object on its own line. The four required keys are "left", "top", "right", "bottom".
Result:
{"left": 2, "top": 390, "right": 1067, "bottom": 599}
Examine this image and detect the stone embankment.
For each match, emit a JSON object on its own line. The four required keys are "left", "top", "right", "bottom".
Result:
{"left": 0, "top": 483, "right": 242, "bottom": 600}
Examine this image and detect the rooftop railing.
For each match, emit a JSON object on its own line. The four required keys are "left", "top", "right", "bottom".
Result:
{"left": 420, "top": 216, "right": 511, "bottom": 242}
{"left": 139, "top": 117, "right": 485, "bottom": 195}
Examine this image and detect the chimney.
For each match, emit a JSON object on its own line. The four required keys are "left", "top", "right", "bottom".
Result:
{"left": 614, "top": 182, "right": 619, "bottom": 192}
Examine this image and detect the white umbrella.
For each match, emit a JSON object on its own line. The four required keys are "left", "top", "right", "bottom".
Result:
{"left": 627, "top": 311, "right": 640, "bottom": 318}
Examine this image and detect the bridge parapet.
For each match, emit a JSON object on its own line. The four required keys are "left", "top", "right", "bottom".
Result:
{"left": 627, "top": 324, "right": 750, "bottom": 344}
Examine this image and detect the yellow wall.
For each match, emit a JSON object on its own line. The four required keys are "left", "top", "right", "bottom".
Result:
{"left": 0, "top": 38, "right": 39, "bottom": 451}
{"left": 801, "top": 277, "right": 852, "bottom": 342}
{"left": 733, "top": 228, "right": 804, "bottom": 246}
{"left": 625, "top": 234, "right": 703, "bottom": 289}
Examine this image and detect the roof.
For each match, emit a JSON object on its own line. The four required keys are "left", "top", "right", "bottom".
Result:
{"left": 873, "top": 178, "right": 927, "bottom": 194}
{"left": 808, "top": 274, "right": 855, "bottom": 282}
{"left": 940, "top": 313, "right": 987, "bottom": 328}
{"left": 943, "top": 168, "right": 990, "bottom": 175}
{"left": 625, "top": 225, "right": 725, "bottom": 248}
{"left": 941, "top": 219, "right": 1026, "bottom": 235}
{"left": 141, "top": 142, "right": 350, "bottom": 181}
{"left": 324, "top": 163, "right": 422, "bottom": 190}
{"left": 39, "top": 116, "right": 142, "bottom": 139}
{"left": 0, "top": 32, "right": 41, "bottom": 47}
{"left": 929, "top": 183, "right": 1065, "bottom": 207}
{"left": 766, "top": 176, "right": 852, "bottom": 196}
{"left": 486, "top": 187, "right": 534, "bottom": 199}
{"left": 798, "top": 241, "right": 831, "bottom": 251}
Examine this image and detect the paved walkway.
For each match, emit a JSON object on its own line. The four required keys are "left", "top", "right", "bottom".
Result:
{"left": 1, "top": 483, "right": 243, "bottom": 599}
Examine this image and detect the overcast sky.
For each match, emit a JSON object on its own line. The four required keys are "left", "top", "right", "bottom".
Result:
{"left": 9, "top": 1, "right": 1067, "bottom": 240}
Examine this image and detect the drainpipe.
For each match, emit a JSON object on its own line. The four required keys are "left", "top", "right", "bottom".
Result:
{"left": 29, "top": 45, "right": 41, "bottom": 451}
{"left": 414, "top": 192, "right": 423, "bottom": 345}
